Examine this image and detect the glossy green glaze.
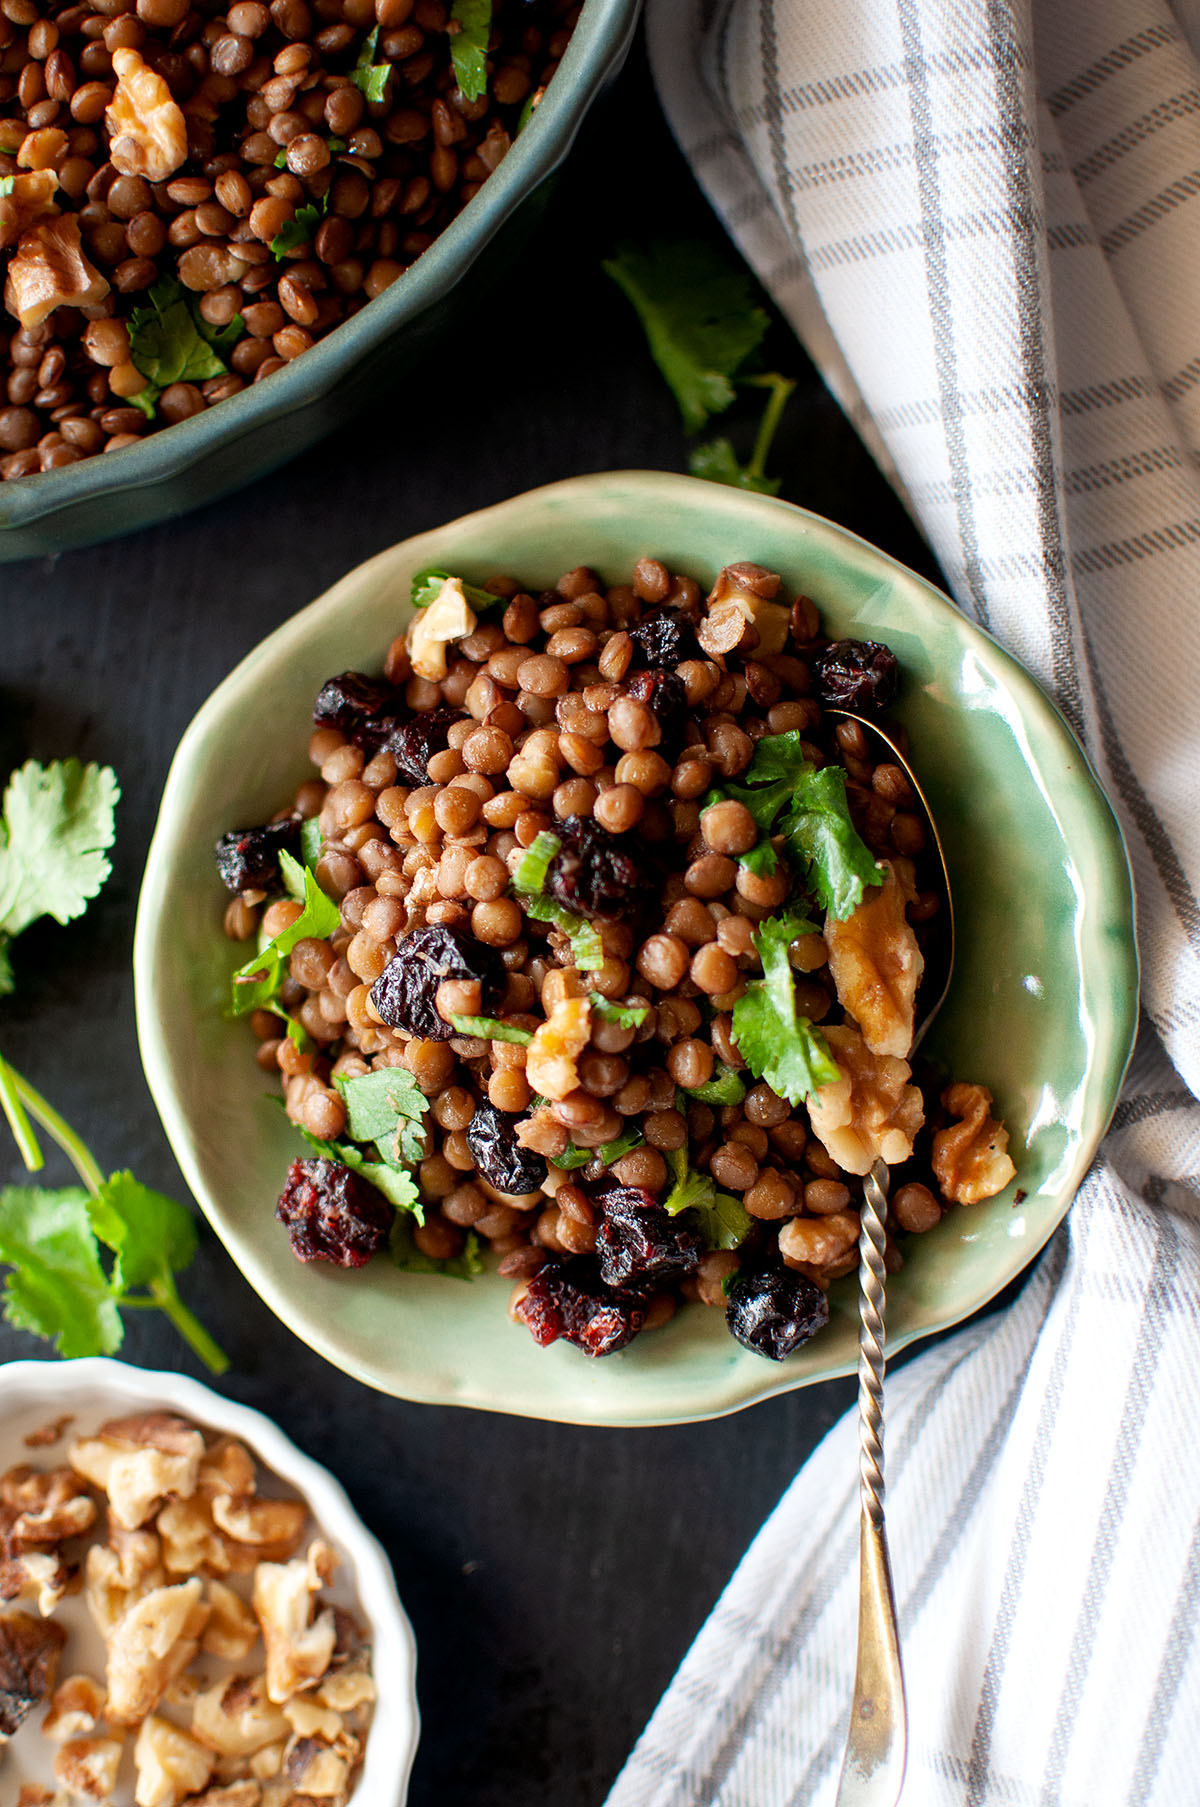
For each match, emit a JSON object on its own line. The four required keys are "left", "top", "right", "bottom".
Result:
{"left": 0, "top": 0, "right": 640, "bottom": 562}
{"left": 134, "top": 472, "right": 1138, "bottom": 1425}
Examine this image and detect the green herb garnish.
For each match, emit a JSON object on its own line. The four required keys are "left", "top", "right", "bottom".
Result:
{"left": 447, "top": 1014, "right": 532, "bottom": 1044}
{"left": 688, "top": 372, "right": 795, "bottom": 495}
{"left": 512, "top": 830, "right": 602, "bottom": 971}
{"left": 333, "top": 1065, "right": 428, "bottom": 1165}
{"left": 298, "top": 1129, "right": 423, "bottom": 1219}
{"left": 229, "top": 850, "right": 340, "bottom": 1016}
{"left": 662, "top": 1148, "right": 752, "bottom": 1251}
{"left": 265, "top": 1003, "right": 312, "bottom": 1053}
{"left": 350, "top": 24, "right": 391, "bottom": 103}
{"left": 552, "top": 1122, "right": 644, "bottom": 1173}
{"left": 127, "top": 277, "right": 243, "bottom": 420}
{"left": 391, "top": 1218, "right": 484, "bottom": 1278}
{"left": 513, "top": 830, "right": 561, "bottom": 894}
{"left": 730, "top": 909, "right": 839, "bottom": 1106}
{"left": 271, "top": 198, "right": 327, "bottom": 260}
{"left": 410, "top": 567, "right": 503, "bottom": 611}
{"left": 684, "top": 1066, "right": 746, "bottom": 1106}
{"left": 299, "top": 816, "right": 323, "bottom": 868}
{"left": 589, "top": 995, "right": 649, "bottom": 1029}
{"left": 449, "top": 0, "right": 491, "bottom": 101}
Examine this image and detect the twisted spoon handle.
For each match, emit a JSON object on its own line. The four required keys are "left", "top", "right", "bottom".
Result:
{"left": 835, "top": 1159, "right": 907, "bottom": 1807}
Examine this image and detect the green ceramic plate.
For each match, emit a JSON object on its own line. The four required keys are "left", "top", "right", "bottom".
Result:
{"left": 134, "top": 472, "right": 1138, "bottom": 1425}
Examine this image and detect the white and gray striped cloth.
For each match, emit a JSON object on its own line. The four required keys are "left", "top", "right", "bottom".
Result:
{"left": 607, "top": 2, "right": 1200, "bottom": 1803}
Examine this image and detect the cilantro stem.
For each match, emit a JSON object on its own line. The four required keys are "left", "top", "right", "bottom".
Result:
{"left": 744, "top": 372, "right": 796, "bottom": 483}
{"left": 9, "top": 1065, "right": 104, "bottom": 1193}
{"left": 148, "top": 1277, "right": 230, "bottom": 1375}
{"left": 0, "top": 1050, "right": 43, "bottom": 1172}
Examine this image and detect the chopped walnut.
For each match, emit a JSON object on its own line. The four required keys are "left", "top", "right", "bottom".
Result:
{"left": 824, "top": 858, "right": 923, "bottom": 1059}
{"left": 0, "top": 1608, "right": 66, "bottom": 1738}
{"left": 283, "top": 1696, "right": 342, "bottom": 1741}
{"left": 192, "top": 1672, "right": 289, "bottom": 1758}
{"left": 71, "top": 1416, "right": 204, "bottom": 1530}
{"left": 202, "top": 1580, "right": 260, "bottom": 1662}
{"left": 158, "top": 1498, "right": 228, "bottom": 1577}
{"left": 211, "top": 1495, "right": 307, "bottom": 1558}
{"left": 283, "top": 1732, "right": 348, "bottom": 1798}
{"left": 53, "top": 1735, "right": 124, "bottom": 1800}
{"left": 111, "top": 1526, "right": 166, "bottom": 1590}
{"left": 932, "top": 1082, "right": 1017, "bottom": 1204}
{"left": 106, "top": 1577, "right": 209, "bottom": 1725}
{"left": 133, "top": 1713, "right": 214, "bottom": 1807}
{"left": 314, "top": 1666, "right": 374, "bottom": 1715}
{"left": 407, "top": 577, "right": 477, "bottom": 682}
{"left": 3, "top": 216, "right": 109, "bottom": 330}
{"left": 25, "top": 1416, "right": 75, "bottom": 1451}
{"left": 17, "top": 1787, "right": 58, "bottom": 1807}
{"left": 105, "top": 48, "right": 188, "bottom": 181}
{"left": 778, "top": 1210, "right": 861, "bottom": 1276}
{"left": 525, "top": 994, "right": 592, "bottom": 1103}
{"left": 0, "top": 170, "right": 60, "bottom": 250}
{"left": 84, "top": 1542, "right": 158, "bottom": 1640}
{"left": 253, "top": 1553, "right": 336, "bottom": 1705}
{"left": 192, "top": 1787, "right": 263, "bottom": 1807}
{"left": 0, "top": 1465, "right": 96, "bottom": 1616}
{"left": 248, "top": 1741, "right": 284, "bottom": 1780}
{"left": 701, "top": 562, "right": 790, "bottom": 657}
{"left": 197, "top": 1441, "right": 257, "bottom": 1503}
{"left": 42, "top": 1672, "right": 106, "bottom": 1741}
{"left": 807, "top": 1024, "right": 924, "bottom": 1175}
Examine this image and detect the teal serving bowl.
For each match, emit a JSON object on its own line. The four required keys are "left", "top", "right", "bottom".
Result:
{"left": 0, "top": 0, "right": 640, "bottom": 564}
{"left": 134, "top": 472, "right": 1139, "bottom": 1426}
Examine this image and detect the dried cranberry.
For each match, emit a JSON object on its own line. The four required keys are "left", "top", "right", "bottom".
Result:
{"left": 546, "top": 816, "right": 647, "bottom": 922}
{"left": 382, "top": 707, "right": 465, "bottom": 785}
{"left": 215, "top": 817, "right": 301, "bottom": 893}
{"left": 624, "top": 668, "right": 687, "bottom": 756}
{"left": 725, "top": 1267, "right": 830, "bottom": 1360}
{"left": 312, "top": 671, "right": 398, "bottom": 740}
{"left": 813, "top": 640, "right": 899, "bottom": 713}
{"left": 592, "top": 1182, "right": 703, "bottom": 1287}
{"left": 275, "top": 1157, "right": 392, "bottom": 1268}
{"left": 466, "top": 1099, "right": 547, "bottom": 1195}
{"left": 514, "top": 1257, "right": 647, "bottom": 1357}
{"left": 629, "top": 606, "right": 699, "bottom": 669}
{"left": 370, "top": 923, "right": 504, "bottom": 1040}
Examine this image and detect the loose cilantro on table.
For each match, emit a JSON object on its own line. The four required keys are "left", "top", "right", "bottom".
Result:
{"left": 410, "top": 567, "right": 503, "bottom": 611}
{"left": 662, "top": 1148, "right": 752, "bottom": 1251}
{"left": 229, "top": 849, "right": 340, "bottom": 1016}
{"left": 512, "top": 831, "right": 603, "bottom": 972}
{"left": 0, "top": 760, "right": 226, "bottom": 1370}
{"left": 731, "top": 909, "right": 840, "bottom": 1106}
{"left": 127, "top": 278, "right": 243, "bottom": 421}
{"left": 449, "top": 0, "right": 491, "bottom": 102}
{"left": 350, "top": 25, "right": 391, "bottom": 103}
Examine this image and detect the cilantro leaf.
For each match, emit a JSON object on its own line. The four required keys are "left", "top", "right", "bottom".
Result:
{"left": 516, "top": 85, "right": 545, "bottom": 132}
{"left": 300, "top": 817, "right": 323, "bottom": 868}
{"left": 0, "top": 760, "right": 119, "bottom": 943}
{"left": 271, "top": 198, "right": 327, "bottom": 259}
{"left": 661, "top": 1151, "right": 751, "bottom": 1251}
{"left": 689, "top": 436, "right": 781, "bottom": 495}
{"left": 350, "top": 24, "right": 391, "bottom": 102}
{"left": 781, "top": 764, "right": 884, "bottom": 920}
{"left": 684, "top": 1065, "right": 746, "bottom": 1106}
{"left": 589, "top": 995, "right": 649, "bottom": 1030}
{"left": 0, "top": 1185, "right": 122, "bottom": 1358}
{"left": 87, "top": 1169, "right": 197, "bottom": 1294}
{"left": 127, "top": 279, "right": 242, "bottom": 416}
{"left": 391, "top": 1218, "right": 483, "bottom": 1278}
{"left": 334, "top": 1066, "right": 428, "bottom": 1164}
{"left": 731, "top": 909, "right": 838, "bottom": 1106}
{"left": 602, "top": 242, "right": 771, "bottom": 433}
{"left": 266, "top": 1003, "right": 312, "bottom": 1052}
{"left": 410, "top": 567, "right": 503, "bottom": 611}
{"left": 229, "top": 854, "right": 339, "bottom": 1016}
{"left": 298, "top": 1129, "right": 424, "bottom": 1220}
{"left": 446, "top": 1014, "right": 532, "bottom": 1044}
{"left": 450, "top": 0, "right": 491, "bottom": 102}
{"left": 552, "top": 1122, "right": 644, "bottom": 1173}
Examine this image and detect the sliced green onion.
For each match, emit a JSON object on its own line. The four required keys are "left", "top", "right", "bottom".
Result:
{"left": 512, "top": 830, "right": 562, "bottom": 896}
{"left": 522, "top": 893, "right": 603, "bottom": 971}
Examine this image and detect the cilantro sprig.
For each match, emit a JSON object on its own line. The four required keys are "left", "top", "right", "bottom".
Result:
{"left": 229, "top": 849, "right": 340, "bottom": 1016}
{"left": 662, "top": 1148, "right": 752, "bottom": 1251}
{"left": 271, "top": 197, "right": 327, "bottom": 260}
{"left": 602, "top": 240, "right": 794, "bottom": 493}
{"left": 410, "top": 567, "right": 504, "bottom": 611}
{"left": 334, "top": 1065, "right": 429, "bottom": 1165}
{"left": 350, "top": 26, "right": 390, "bottom": 103}
{"left": 512, "top": 831, "right": 603, "bottom": 972}
{"left": 731, "top": 909, "right": 840, "bottom": 1106}
{"left": 127, "top": 278, "right": 243, "bottom": 420}
{"left": 447, "top": 1014, "right": 532, "bottom": 1044}
{"left": 449, "top": 0, "right": 491, "bottom": 102}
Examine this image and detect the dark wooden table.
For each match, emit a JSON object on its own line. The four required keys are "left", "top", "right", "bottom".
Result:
{"left": 0, "top": 34, "right": 943, "bottom": 1805}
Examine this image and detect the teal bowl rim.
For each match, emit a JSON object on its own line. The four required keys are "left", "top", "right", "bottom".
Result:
{"left": 0, "top": 0, "right": 642, "bottom": 541}
{"left": 133, "top": 471, "right": 1140, "bottom": 1424}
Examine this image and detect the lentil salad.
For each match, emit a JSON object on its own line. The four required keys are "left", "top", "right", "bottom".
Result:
{"left": 217, "top": 555, "right": 1018, "bottom": 1361}
{"left": 0, "top": 0, "right": 576, "bottom": 480}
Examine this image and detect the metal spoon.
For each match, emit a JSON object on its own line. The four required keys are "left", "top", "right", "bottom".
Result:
{"left": 830, "top": 710, "right": 955, "bottom": 1807}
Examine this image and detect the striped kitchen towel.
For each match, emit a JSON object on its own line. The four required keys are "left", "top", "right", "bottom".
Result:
{"left": 606, "top": 1, "right": 1200, "bottom": 1803}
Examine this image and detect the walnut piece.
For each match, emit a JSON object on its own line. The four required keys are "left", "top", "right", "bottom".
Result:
{"left": 807, "top": 1023, "right": 924, "bottom": 1175}
{"left": 106, "top": 1577, "right": 210, "bottom": 1725}
{"left": 202, "top": 1580, "right": 260, "bottom": 1662}
{"left": 283, "top": 1732, "right": 348, "bottom": 1798}
{"left": 158, "top": 1498, "right": 228, "bottom": 1577}
{"left": 525, "top": 994, "right": 591, "bottom": 1103}
{"left": 53, "top": 1735, "right": 124, "bottom": 1800}
{"left": 105, "top": 48, "right": 188, "bottom": 181}
{"left": 192, "top": 1786, "right": 262, "bottom": 1807}
{"left": 3, "top": 215, "right": 110, "bottom": 330}
{"left": 0, "top": 170, "right": 60, "bottom": 250}
{"left": 0, "top": 1608, "right": 66, "bottom": 1738}
{"left": 700, "top": 562, "right": 790, "bottom": 657}
{"left": 71, "top": 1415, "right": 204, "bottom": 1530}
{"left": 932, "top": 1082, "right": 1016, "bottom": 1204}
{"left": 407, "top": 577, "right": 476, "bottom": 682}
{"left": 253, "top": 1551, "right": 336, "bottom": 1705}
{"left": 43, "top": 1672, "right": 106, "bottom": 1741}
{"left": 824, "top": 858, "right": 923, "bottom": 1059}
{"left": 211, "top": 1495, "right": 307, "bottom": 1557}
{"left": 134, "top": 1713, "right": 214, "bottom": 1807}
{"left": 197, "top": 1441, "right": 257, "bottom": 1503}
{"left": 192, "top": 1672, "right": 289, "bottom": 1758}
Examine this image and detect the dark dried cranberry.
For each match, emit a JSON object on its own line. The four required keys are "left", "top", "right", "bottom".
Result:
{"left": 546, "top": 816, "right": 647, "bottom": 922}
{"left": 215, "top": 817, "right": 301, "bottom": 893}
{"left": 813, "top": 640, "right": 899, "bottom": 713}
{"left": 514, "top": 1257, "right": 647, "bottom": 1357}
{"left": 370, "top": 923, "right": 504, "bottom": 1040}
{"left": 382, "top": 707, "right": 465, "bottom": 785}
{"left": 312, "top": 671, "right": 398, "bottom": 740}
{"left": 725, "top": 1267, "right": 830, "bottom": 1360}
{"left": 624, "top": 667, "right": 687, "bottom": 756}
{"left": 276, "top": 1157, "right": 392, "bottom": 1268}
{"left": 629, "top": 605, "right": 699, "bottom": 669}
{"left": 592, "top": 1182, "right": 703, "bottom": 1287}
{"left": 466, "top": 1100, "right": 547, "bottom": 1196}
